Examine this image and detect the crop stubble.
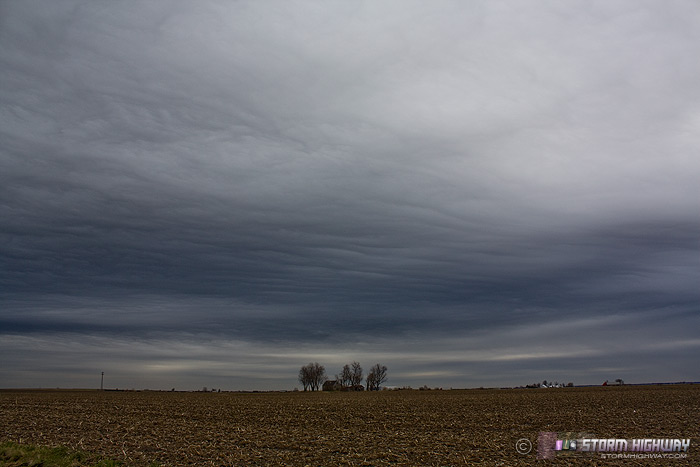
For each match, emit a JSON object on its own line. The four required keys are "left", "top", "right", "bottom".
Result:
{"left": 1, "top": 385, "right": 698, "bottom": 466}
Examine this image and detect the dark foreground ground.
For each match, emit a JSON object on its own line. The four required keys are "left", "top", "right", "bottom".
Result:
{"left": 1, "top": 385, "right": 698, "bottom": 466}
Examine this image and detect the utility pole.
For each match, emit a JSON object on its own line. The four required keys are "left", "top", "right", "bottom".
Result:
{"left": 101, "top": 372, "right": 104, "bottom": 391}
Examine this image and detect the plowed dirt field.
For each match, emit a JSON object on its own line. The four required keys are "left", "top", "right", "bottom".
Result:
{"left": 1, "top": 385, "right": 698, "bottom": 466}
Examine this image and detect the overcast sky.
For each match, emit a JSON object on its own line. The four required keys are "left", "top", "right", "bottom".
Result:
{"left": 1, "top": 0, "right": 699, "bottom": 390}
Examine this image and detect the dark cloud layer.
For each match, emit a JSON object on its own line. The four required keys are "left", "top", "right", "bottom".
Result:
{"left": 1, "top": 1, "right": 699, "bottom": 390}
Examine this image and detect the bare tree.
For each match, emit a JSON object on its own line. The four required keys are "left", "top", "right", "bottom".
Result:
{"left": 615, "top": 378, "right": 624, "bottom": 386}
{"left": 298, "top": 362, "right": 327, "bottom": 391}
{"left": 366, "top": 363, "right": 388, "bottom": 391}
{"left": 350, "top": 361, "right": 363, "bottom": 387}
{"left": 337, "top": 364, "right": 353, "bottom": 388}
{"left": 298, "top": 366, "right": 311, "bottom": 391}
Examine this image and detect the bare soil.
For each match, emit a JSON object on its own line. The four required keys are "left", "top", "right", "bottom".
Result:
{"left": 1, "top": 385, "right": 698, "bottom": 466}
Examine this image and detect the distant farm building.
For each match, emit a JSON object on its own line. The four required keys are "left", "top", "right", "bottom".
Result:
{"left": 322, "top": 381, "right": 365, "bottom": 391}
{"left": 322, "top": 380, "right": 342, "bottom": 391}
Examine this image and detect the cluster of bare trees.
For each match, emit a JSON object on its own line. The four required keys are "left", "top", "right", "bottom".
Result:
{"left": 337, "top": 361, "right": 363, "bottom": 389}
{"left": 366, "top": 364, "right": 388, "bottom": 391}
{"left": 298, "top": 362, "right": 326, "bottom": 391}
{"left": 298, "top": 361, "right": 388, "bottom": 391}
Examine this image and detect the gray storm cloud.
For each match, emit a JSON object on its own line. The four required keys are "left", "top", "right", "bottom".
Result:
{"left": 1, "top": 0, "right": 699, "bottom": 389}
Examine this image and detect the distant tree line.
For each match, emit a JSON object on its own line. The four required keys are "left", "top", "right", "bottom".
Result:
{"left": 523, "top": 380, "right": 574, "bottom": 388}
{"left": 298, "top": 362, "right": 388, "bottom": 391}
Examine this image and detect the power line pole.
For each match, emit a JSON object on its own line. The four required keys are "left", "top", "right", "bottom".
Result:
{"left": 101, "top": 371, "right": 104, "bottom": 391}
